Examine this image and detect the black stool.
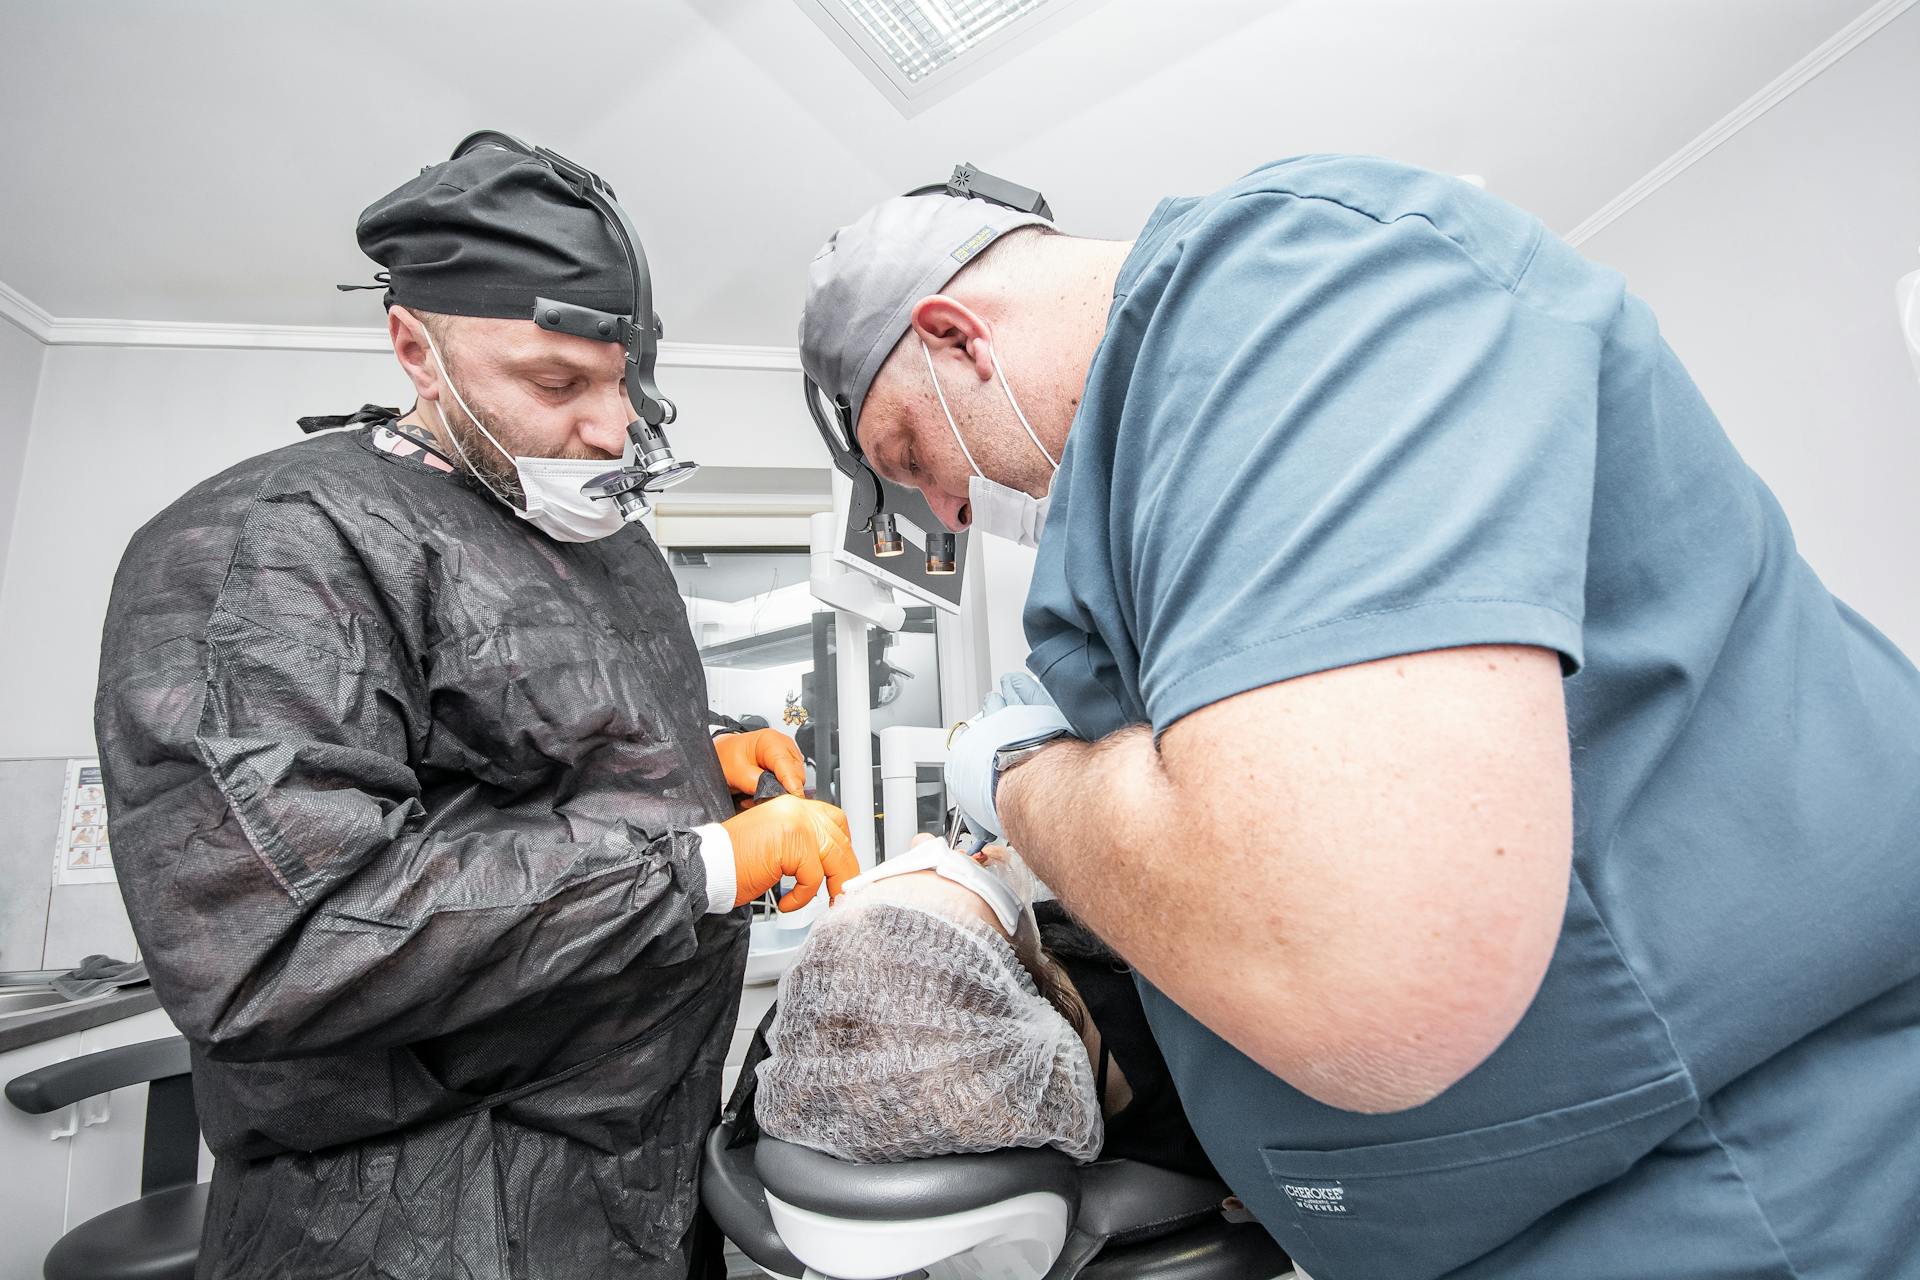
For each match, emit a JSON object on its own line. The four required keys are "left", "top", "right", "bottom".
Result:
{"left": 6, "top": 1035, "right": 207, "bottom": 1280}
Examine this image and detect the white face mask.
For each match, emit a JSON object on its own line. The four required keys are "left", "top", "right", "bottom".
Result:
{"left": 921, "top": 338, "right": 1057, "bottom": 550}
{"left": 424, "top": 329, "right": 634, "bottom": 544}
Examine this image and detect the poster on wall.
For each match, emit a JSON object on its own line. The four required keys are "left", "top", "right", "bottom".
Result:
{"left": 52, "top": 758, "right": 115, "bottom": 885}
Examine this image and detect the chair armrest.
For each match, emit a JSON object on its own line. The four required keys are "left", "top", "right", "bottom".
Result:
{"left": 5, "top": 1036, "right": 191, "bottom": 1114}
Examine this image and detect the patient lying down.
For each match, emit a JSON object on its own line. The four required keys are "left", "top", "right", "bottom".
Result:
{"left": 755, "top": 836, "right": 1191, "bottom": 1167}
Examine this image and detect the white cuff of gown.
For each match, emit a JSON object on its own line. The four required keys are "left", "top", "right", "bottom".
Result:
{"left": 691, "top": 822, "right": 737, "bottom": 914}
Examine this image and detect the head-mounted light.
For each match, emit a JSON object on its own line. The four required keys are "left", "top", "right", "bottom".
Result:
{"left": 450, "top": 130, "right": 697, "bottom": 521}
{"left": 803, "top": 163, "right": 1052, "bottom": 569}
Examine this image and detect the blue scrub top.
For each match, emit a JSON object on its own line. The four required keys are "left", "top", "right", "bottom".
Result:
{"left": 1023, "top": 156, "right": 1920, "bottom": 1278}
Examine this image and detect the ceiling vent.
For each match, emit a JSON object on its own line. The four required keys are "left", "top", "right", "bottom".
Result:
{"left": 793, "top": 0, "right": 1110, "bottom": 116}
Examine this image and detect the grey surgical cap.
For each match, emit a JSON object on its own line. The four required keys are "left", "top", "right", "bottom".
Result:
{"left": 798, "top": 192, "right": 1053, "bottom": 431}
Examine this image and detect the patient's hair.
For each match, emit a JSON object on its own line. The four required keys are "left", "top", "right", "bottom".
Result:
{"left": 1011, "top": 917, "right": 1087, "bottom": 1039}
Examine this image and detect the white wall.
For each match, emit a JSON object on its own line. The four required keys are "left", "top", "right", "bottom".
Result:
{"left": 0, "top": 319, "right": 44, "bottom": 604}
{"left": 1580, "top": 7, "right": 1920, "bottom": 657}
{"left": 0, "top": 341, "right": 827, "bottom": 758}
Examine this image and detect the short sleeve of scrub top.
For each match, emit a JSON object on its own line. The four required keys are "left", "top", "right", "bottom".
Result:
{"left": 1029, "top": 175, "right": 1610, "bottom": 735}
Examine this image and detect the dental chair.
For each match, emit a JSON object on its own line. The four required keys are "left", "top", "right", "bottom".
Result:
{"left": 702, "top": 1013, "right": 1293, "bottom": 1280}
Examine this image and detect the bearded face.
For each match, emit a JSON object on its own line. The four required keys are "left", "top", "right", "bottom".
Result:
{"left": 433, "top": 342, "right": 532, "bottom": 506}
{"left": 413, "top": 312, "right": 638, "bottom": 510}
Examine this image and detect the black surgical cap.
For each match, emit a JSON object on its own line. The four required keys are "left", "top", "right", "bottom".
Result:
{"left": 355, "top": 146, "right": 630, "bottom": 320}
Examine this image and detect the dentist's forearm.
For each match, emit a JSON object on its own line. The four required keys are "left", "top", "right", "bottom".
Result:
{"left": 996, "top": 727, "right": 1265, "bottom": 1040}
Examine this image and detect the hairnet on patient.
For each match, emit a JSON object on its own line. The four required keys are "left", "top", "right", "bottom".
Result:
{"left": 756, "top": 898, "right": 1103, "bottom": 1164}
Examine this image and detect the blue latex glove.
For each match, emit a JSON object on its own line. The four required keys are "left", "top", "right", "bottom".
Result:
{"left": 946, "top": 673, "right": 1073, "bottom": 838}
{"left": 981, "top": 671, "right": 1054, "bottom": 715}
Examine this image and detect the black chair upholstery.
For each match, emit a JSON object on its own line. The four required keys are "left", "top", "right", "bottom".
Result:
{"left": 42, "top": 1182, "right": 209, "bottom": 1280}
{"left": 702, "top": 1127, "right": 807, "bottom": 1278}
{"left": 1037, "top": 1159, "right": 1289, "bottom": 1280}
{"left": 6, "top": 1035, "right": 206, "bottom": 1280}
{"left": 1081, "top": 1214, "right": 1293, "bottom": 1280}
{"left": 1072, "top": 1159, "right": 1235, "bottom": 1243}
{"left": 4, "top": 1037, "right": 190, "bottom": 1115}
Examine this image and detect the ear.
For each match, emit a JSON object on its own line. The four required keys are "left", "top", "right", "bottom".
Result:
{"left": 389, "top": 306, "right": 441, "bottom": 402}
{"left": 908, "top": 295, "right": 995, "bottom": 384}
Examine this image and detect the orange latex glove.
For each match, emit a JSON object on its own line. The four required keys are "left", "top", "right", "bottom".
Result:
{"left": 721, "top": 794, "right": 859, "bottom": 911}
{"left": 714, "top": 728, "right": 807, "bottom": 799}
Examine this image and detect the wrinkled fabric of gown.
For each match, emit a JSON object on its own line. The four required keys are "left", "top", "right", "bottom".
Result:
{"left": 94, "top": 420, "right": 745, "bottom": 1279}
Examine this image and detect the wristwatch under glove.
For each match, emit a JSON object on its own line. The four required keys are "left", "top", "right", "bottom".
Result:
{"left": 946, "top": 673, "right": 1074, "bottom": 838}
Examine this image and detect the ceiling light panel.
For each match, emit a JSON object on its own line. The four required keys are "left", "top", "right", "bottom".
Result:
{"left": 842, "top": 0, "right": 1051, "bottom": 82}
{"left": 794, "top": 0, "right": 1109, "bottom": 115}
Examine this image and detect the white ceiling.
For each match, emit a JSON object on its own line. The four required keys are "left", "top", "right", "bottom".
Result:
{"left": 0, "top": 0, "right": 1873, "bottom": 347}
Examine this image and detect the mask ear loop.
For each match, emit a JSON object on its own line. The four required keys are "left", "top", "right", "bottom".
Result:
{"left": 921, "top": 339, "right": 985, "bottom": 479}
{"left": 986, "top": 345, "right": 1058, "bottom": 471}
{"left": 422, "top": 327, "right": 524, "bottom": 510}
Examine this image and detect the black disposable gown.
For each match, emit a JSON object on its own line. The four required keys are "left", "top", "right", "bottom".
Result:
{"left": 93, "top": 421, "right": 746, "bottom": 1279}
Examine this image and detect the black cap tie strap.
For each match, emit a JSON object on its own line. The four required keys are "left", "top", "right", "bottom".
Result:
{"left": 296, "top": 404, "right": 400, "bottom": 434}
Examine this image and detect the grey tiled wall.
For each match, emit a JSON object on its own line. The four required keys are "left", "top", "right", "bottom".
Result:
{"left": 0, "top": 757, "right": 137, "bottom": 971}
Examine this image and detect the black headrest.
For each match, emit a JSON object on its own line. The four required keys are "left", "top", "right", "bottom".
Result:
{"left": 701, "top": 1126, "right": 805, "bottom": 1278}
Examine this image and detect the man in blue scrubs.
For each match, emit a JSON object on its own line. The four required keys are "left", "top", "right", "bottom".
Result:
{"left": 796, "top": 157, "right": 1920, "bottom": 1278}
